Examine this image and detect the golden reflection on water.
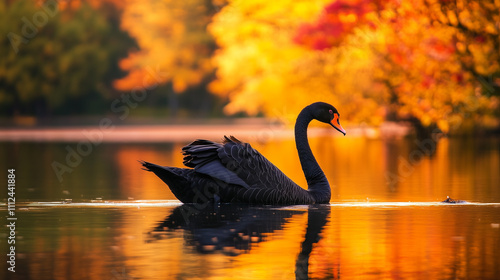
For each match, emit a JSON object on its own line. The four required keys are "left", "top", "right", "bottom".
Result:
{"left": 117, "top": 136, "right": 500, "bottom": 203}
{"left": 1, "top": 136, "right": 499, "bottom": 279}
{"left": 6, "top": 203, "right": 500, "bottom": 280}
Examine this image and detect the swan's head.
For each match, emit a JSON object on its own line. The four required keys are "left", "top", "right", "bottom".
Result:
{"left": 310, "top": 102, "right": 346, "bottom": 136}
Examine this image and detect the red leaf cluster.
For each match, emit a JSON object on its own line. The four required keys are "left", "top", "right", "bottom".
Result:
{"left": 294, "top": 0, "right": 383, "bottom": 50}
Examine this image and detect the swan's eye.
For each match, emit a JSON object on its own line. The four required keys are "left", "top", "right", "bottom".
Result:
{"left": 329, "top": 109, "right": 333, "bottom": 114}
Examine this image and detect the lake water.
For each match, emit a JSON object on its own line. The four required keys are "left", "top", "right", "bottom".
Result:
{"left": 1, "top": 135, "right": 499, "bottom": 279}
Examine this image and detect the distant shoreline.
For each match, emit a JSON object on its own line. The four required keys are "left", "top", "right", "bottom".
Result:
{"left": 0, "top": 122, "right": 413, "bottom": 142}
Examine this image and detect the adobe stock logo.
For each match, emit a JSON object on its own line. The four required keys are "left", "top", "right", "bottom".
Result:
{"left": 7, "top": 0, "right": 60, "bottom": 54}
{"left": 51, "top": 65, "right": 168, "bottom": 182}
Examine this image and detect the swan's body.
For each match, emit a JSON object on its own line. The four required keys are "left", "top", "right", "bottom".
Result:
{"left": 141, "top": 102, "right": 346, "bottom": 205}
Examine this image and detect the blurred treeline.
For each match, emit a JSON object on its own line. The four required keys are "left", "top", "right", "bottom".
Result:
{"left": 1, "top": 0, "right": 499, "bottom": 134}
{"left": 0, "top": 0, "right": 223, "bottom": 119}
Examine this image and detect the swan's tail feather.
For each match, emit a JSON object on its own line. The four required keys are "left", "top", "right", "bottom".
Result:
{"left": 140, "top": 161, "right": 198, "bottom": 203}
{"left": 140, "top": 160, "right": 158, "bottom": 172}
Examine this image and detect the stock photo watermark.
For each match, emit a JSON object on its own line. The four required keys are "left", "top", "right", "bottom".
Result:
{"left": 385, "top": 131, "right": 442, "bottom": 186}
{"left": 7, "top": 0, "right": 60, "bottom": 54}
{"left": 6, "top": 169, "right": 17, "bottom": 273}
{"left": 384, "top": 74, "right": 495, "bottom": 186}
{"left": 51, "top": 66, "right": 168, "bottom": 182}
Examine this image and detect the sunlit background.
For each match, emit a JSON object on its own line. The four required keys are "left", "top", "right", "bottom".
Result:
{"left": 1, "top": 0, "right": 500, "bottom": 279}
{"left": 1, "top": 0, "right": 499, "bottom": 131}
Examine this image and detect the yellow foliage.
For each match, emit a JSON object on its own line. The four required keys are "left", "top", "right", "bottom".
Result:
{"left": 114, "top": 0, "right": 214, "bottom": 93}
{"left": 209, "top": 0, "right": 387, "bottom": 125}
{"left": 209, "top": 0, "right": 499, "bottom": 132}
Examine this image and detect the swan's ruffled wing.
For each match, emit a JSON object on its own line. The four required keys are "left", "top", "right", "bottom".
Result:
{"left": 182, "top": 136, "right": 314, "bottom": 204}
{"left": 182, "top": 139, "right": 250, "bottom": 189}
{"left": 216, "top": 136, "right": 288, "bottom": 189}
{"left": 218, "top": 136, "right": 313, "bottom": 204}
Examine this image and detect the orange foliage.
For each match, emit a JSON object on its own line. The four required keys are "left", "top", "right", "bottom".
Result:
{"left": 25, "top": 0, "right": 499, "bottom": 131}
{"left": 113, "top": 0, "right": 215, "bottom": 93}
{"left": 209, "top": 0, "right": 499, "bottom": 132}
{"left": 208, "top": 0, "right": 388, "bottom": 124}
{"left": 373, "top": 0, "right": 499, "bottom": 132}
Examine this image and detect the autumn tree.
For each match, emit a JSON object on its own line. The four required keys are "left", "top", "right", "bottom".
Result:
{"left": 0, "top": 0, "right": 133, "bottom": 117}
{"left": 113, "top": 0, "right": 218, "bottom": 93}
{"left": 369, "top": 0, "right": 500, "bottom": 133}
{"left": 422, "top": 0, "right": 500, "bottom": 130}
{"left": 111, "top": 0, "right": 229, "bottom": 117}
{"left": 208, "top": 0, "right": 375, "bottom": 123}
{"left": 209, "top": 0, "right": 499, "bottom": 133}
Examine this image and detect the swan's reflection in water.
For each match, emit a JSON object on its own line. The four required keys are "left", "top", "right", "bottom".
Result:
{"left": 295, "top": 206, "right": 330, "bottom": 280}
{"left": 148, "top": 204, "right": 331, "bottom": 279}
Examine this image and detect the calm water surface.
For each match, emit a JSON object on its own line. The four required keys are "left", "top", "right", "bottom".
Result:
{"left": 1, "top": 136, "right": 499, "bottom": 279}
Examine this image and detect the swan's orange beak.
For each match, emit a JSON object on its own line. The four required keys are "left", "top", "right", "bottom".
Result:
{"left": 330, "top": 113, "right": 346, "bottom": 136}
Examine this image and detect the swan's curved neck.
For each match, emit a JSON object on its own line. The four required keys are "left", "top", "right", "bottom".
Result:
{"left": 294, "top": 107, "right": 331, "bottom": 203}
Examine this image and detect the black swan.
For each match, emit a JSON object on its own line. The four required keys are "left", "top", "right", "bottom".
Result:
{"left": 141, "top": 102, "right": 346, "bottom": 205}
